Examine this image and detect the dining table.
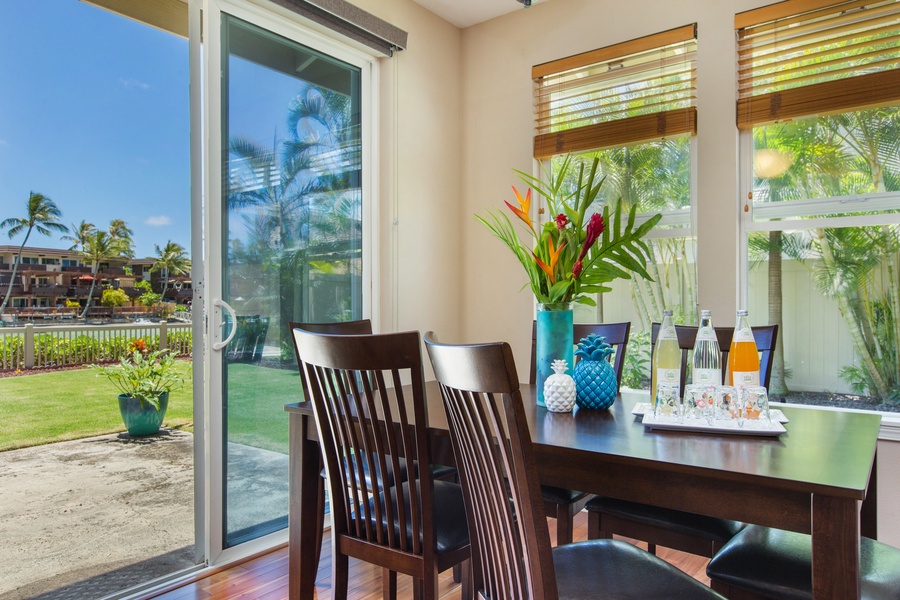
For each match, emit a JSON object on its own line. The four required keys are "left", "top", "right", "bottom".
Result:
{"left": 284, "top": 382, "right": 881, "bottom": 600}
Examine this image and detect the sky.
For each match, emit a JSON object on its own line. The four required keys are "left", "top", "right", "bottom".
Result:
{"left": 0, "top": 0, "right": 190, "bottom": 259}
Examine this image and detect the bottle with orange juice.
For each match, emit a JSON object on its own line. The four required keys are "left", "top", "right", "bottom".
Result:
{"left": 729, "top": 309, "right": 760, "bottom": 387}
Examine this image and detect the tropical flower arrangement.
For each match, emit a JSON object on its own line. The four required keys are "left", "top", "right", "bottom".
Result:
{"left": 476, "top": 155, "right": 662, "bottom": 307}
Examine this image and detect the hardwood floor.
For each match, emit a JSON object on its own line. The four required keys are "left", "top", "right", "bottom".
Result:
{"left": 147, "top": 512, "right": 712, "bottom": 599}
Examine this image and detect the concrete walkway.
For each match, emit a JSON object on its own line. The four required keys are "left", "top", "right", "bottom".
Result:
{"left": 0, "top": 431, "right": 289, "bottom": 600}
{"left": 0, "top": 430, "right": 196, "bottom": 599}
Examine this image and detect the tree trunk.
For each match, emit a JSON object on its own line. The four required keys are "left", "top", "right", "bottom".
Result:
{"left": 768, "top": 230, "right": 789, "bottom": 394}
{"left": 80, "top": 265, "right": 100, "bottom": 319}
{"left": 159, "top": 274, "right": 170, "bottom": 317}
{"left": 0, "top": 230, "right": 32, "bottom": 316}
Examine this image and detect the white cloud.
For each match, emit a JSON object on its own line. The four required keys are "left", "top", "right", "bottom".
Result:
{"left": 145, "top": 215, "right": 173, "bottom": 226}
{"left": 119, "top": 78, "right": 151, "bottom": 90}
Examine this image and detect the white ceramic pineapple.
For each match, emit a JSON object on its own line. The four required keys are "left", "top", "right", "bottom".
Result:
{"left": 544, "top": 359, "right": 576, "bottom": 413}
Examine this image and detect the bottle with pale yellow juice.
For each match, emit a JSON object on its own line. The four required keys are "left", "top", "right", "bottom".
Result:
{"left": 728, "top": 309, "right": 760, "bottom": 387}
{"left": 651, "top": 310, "right": 681, "bottom": 411}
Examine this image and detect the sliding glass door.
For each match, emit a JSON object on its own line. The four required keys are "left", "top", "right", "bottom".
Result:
{"left": 201, "top": 1, "right": 370, "bottom": 555}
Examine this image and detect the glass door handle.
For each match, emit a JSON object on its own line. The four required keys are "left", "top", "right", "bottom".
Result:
{"left": 212, "top": 299, "right": 237, "bottom": 351}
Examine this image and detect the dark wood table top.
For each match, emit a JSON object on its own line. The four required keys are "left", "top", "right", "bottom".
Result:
{"left": 287, "top": 381, "right": 881, "bottom": 502}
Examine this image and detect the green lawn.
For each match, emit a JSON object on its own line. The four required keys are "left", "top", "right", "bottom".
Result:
{"left": 0, "top": 361, "right": 303, "bottom": 453}
{"left": 225, "top": 362, "right": 304, "bottom": 454}
{"left": 0, "top": 362, "right": 194, "bottom": 451}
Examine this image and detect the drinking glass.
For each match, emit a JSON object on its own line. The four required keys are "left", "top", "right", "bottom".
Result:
{"left": 715, "top": 385, "right": 739, "bottom": 424}
{"left": 741, "top": 386, "right": 770, "bottom": 423}
{"left": 654, "top": 383, "right": 681, "bottom": 421}
{"left": 683, "top": 384, "right": 715, "bottom": 425}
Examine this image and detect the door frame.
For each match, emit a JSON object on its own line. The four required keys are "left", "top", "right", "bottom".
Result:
{"left": 191, "top": 0, "right": 378, "bottom": 566}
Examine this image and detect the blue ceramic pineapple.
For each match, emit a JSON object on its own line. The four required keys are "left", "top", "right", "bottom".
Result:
{"left": 574, "top": 334, "right": 617, "bottom": 410}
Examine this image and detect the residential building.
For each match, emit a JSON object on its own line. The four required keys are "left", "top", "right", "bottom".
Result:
{"left": 0, "top": 246, "right": 191, "bottom": 311}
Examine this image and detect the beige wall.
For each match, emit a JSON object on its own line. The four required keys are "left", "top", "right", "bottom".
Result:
{"left": 350, "top": 0, "right": 463, "bottom": 347}
{"left": 877, "top": 438, "right": 900, "bottom": 546}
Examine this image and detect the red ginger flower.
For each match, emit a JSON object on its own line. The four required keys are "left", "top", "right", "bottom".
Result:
{"left": 572, "top": 261, "right": 583, "bottom": 278}
{"left": 555, "top": 213, "right": 568, "bottom": 230}
{"left": 578, "top": 213, "right": 605, "bottom": 262}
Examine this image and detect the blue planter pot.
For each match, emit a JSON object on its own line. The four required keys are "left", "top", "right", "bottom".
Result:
{"left": 535, "top": 303, "right": 574, "bottom": 407}
{"left": 118, "top": 392, "right": 168, "bottom": 436}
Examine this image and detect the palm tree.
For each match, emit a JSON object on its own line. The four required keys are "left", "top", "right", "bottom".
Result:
{"left": 108, "top": 219, "right": 135, "bottom": 258}
{"left": 151, "top": 241, "right": 191, "bottom": 309}
{"left": 80, "top": 230, "right": 128, "bottom": 318}
{"left": 61, "top": 220, "right": 96, "bottom": 252}
{"left": 0, "top": 192, "right": 68, "bottom": 316}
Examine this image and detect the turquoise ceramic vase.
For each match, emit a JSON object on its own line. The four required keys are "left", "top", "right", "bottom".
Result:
{"left": 535, "top": 303, "right": 574, "bottom": 407}
{"left": 118, "top": 392, "right": 168, "bottom": 436}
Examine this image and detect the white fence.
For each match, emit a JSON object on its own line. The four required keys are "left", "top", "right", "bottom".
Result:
{"left": 0, "top": 322, "right": 192, "bottom": 371}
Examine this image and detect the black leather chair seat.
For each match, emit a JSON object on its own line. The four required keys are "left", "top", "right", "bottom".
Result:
{"left": 553, "top": 539, "right": 725, "bottom": 599}
{"left": 373, "top": 480, "right": 470, "bottom": 555}
{"left": 320, "top": 453, "right": 455, "bottom": 486}
{"left": 542, "top": 485, "right": 589, "bottom": 505}
{"left": 586, "top": 496, "right": 744, "bottom": 541}
{"left": 707, "top": 525, "right": 900, "bottom": 600}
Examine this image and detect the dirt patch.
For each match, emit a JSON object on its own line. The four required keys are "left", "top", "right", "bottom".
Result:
{"left": 0, "top": 430, "right": 196, "bottom": 600}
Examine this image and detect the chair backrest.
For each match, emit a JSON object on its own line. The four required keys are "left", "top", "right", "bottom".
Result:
{"left": 425, "top": 332, "right": 558, "bottom": 600}
{"left": 650, "top": 323, "right": 779, "bottom": 390}
{"left": 529, "top": 321, "right": 631, "bottom": 393}
{"left": 293, "top": 328, "right": 435, "bottom": 560}
{"left": 289, "top": 320, "right": 374, "bottom": 401}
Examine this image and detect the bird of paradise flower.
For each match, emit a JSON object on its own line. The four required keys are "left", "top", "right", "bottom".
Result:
{"left": 476, "top": 155, "right": 662, "bottom": 307}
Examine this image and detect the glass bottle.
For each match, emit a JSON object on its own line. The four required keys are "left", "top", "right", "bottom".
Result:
{"left": 651, "top": 310, "right": 681, "bottom": 407}
{"left": 692, "top": 310, "right": 721, "bottom": 386}
{"left": 729, "top": 309, "right": 760, "bottom": 386}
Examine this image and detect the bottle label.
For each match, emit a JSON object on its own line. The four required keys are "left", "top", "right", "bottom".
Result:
{"left": 734, "top": 327, "right": 754, "bottom": 342}
{"left": 694, "top": 368, "right": 721, "bottom": 386}
{"left": 658, "top": 326, "right": 677, "bottom": 341}
{"left": 657, "top": 368, "right": 680, "bottom": 385}
{"left": 697, "top": 326, "right": 716, "bottom": 341}
{"left": 733, "top": 371, "right": 760, "bottom": 386}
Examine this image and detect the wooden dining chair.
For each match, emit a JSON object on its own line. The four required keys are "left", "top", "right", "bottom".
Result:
{"left": 707, "top": 525, "right": 900, "bottom": 599}
{"left": 292, "top": 328, "right": 470, "bottom": 600}
{"left": 528, "top": 321, "right": 631, "bottom": 546}
{"left": 424, "top": 332, "right": 725, "bottom": 600}
{"left": 585, "top": 322, "right": 780, "bottom": 558}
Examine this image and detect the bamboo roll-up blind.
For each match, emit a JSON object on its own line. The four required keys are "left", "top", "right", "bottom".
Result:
{"left": 735, "top": 0, "right": 900, "bottom": 129}
{"left": 533, "top": 24, "right": 697, "bottom": 160}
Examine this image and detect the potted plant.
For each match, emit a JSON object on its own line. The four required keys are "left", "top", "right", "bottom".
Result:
{"left": 92, "top": 343, "right": 185, "bottom": 436}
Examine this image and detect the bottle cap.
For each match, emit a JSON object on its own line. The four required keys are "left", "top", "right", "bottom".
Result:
{"left": 700, "top": 310, "right": 711, "bottom": 317}
{"left": 737, "top": 309, "right": 749, "bottom": 316}
{"left": 663, "top": 309, "right": 673, "bottom": 316}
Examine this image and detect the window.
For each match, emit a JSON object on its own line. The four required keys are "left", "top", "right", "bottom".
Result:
{"left": 41, "top": 258, "right": 60, "bottom": 265}
{"left": 737, "top": 0, "right": 900, "bottom": 406}
{"left": 61, "top": 259, "right": 80, "bottom": 267}
{"left": 533, "top": 25, "right": 698, "bottom": 390}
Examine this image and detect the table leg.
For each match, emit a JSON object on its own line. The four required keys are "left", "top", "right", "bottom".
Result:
{"left": 812, "top": 494, "right": 860, "bottom": 600}
{"left": 861, "top": 447, "right": 877, "bottom": 540}
{"left": 289, "top": 411, "right": 323, "bottom": 600}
